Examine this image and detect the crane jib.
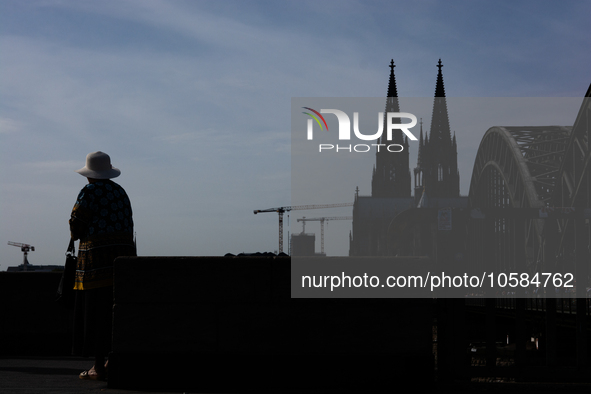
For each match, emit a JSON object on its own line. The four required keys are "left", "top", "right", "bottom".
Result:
{"left": 253, "top": 203, "right": 354, "bottom": 254}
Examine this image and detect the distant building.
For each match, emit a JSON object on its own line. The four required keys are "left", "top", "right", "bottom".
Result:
{"left": 291, "top": 233, "right": 317, "bottom": 256}
{"left": 349, "top": 194, "right": 413, "bottom": 256}
{"left": 7, "top": 264, "right": 63, "bottom": 272}
{"left": 350, "top": 59, "right": 467, "bottom": 258}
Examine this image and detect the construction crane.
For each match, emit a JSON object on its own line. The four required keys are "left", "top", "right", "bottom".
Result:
{"left": 253, "top": 203, "right": 353, "bottom": 254}
{"left": 8, "top": 242, "right": 35, "bottom": 271}
{"left": 297, "top": 216, "right": 353, "bottom": 254}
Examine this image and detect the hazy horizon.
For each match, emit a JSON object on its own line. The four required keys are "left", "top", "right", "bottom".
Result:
{"left": 1, "top": 0, "right": 590, "bottom": 269}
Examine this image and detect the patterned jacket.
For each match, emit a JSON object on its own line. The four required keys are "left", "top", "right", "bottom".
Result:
{"left": 70, "top": 180, "right": 136, "bottom": 290}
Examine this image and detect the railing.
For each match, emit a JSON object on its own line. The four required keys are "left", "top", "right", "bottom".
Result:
{"left": 439, "top": 296, "right": 591, "bottom": 383}
{"left": 465, "top": 294, "right": 591, "bottom": 315}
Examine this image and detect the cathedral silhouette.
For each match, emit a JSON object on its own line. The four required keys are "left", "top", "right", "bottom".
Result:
{"left": 350, "top": 59, "right": 467, "bottom": 257}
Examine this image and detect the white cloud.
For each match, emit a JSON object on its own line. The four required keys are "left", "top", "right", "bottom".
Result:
{"left": 23, "top": 160, "right": 81, "bottom": 174}
{"left": 0, "top": 117, "right": 23, "bottom": 134}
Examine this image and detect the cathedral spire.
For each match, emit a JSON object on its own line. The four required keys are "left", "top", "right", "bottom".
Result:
{"left": 379, "top": 59, "right": 401, "bottom": 146}
{"left": 371, "top": 59, "right": 410, "bottom": 198}
{"left": 384, "top": 59, "right": 401, "bottom": 126}
{"left": 420, "top": 59, "right": 459, "bottom": 198}
{"left": 435, "top": 59, "right": 446, "bottom": 98}
{"left": 387, "top": 59, "right": 399, "bottom": 100}
{"left": 383, "top": 59, "right": 402, "bottom": 146}
{"left": 429, "top": 59, "right": 451, "bottom": 146}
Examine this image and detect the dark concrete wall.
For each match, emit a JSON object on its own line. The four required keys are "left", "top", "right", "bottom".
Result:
{"left": 110, "top": 256, "right": 434, "bottom": 391}
{"left": 0, "top": 258, "right": 435, "bottom": 391}
{"left": 0, "top": 272, "right": 73, "bottom": 356}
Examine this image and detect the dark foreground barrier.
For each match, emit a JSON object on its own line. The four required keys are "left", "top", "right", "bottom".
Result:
{"left": 0, "top": 272, "right": 73, "bottom": 356}
{"left": 109, "top": 256, "right": 434, "bottom": 391}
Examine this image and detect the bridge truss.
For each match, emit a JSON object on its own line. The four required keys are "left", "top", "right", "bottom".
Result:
{"left": 468, "top": 88, "right": 590, "bottom": 282}
{"left": 468, "top": 125, "right": 572, "bottom": 276}
{"left": 547, "top": 87, "right": 591, "bottom": 279}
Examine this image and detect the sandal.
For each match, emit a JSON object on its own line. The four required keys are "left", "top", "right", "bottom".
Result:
{"left": 79, "top": 367, "right": 105, "bottom": 381}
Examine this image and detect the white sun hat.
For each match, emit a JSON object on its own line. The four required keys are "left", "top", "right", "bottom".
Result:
{"left": 75, "top": 151, "right": 121, "bottom": 179}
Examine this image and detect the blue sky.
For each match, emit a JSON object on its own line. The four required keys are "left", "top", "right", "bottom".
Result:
{"left": 1, "top": 0, "right": 590, "bottom": 267}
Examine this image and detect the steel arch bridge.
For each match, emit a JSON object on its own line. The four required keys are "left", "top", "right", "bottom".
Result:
{"left": 467, "top": 87, "right": 591, "bottom": 280}
{"left": 546, "top": 86, "right": 591, "bottom": 275}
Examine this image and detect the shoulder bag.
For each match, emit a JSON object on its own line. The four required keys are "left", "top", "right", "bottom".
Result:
{"left": 55, "top": 238, "right": 76, "bottom": 309}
